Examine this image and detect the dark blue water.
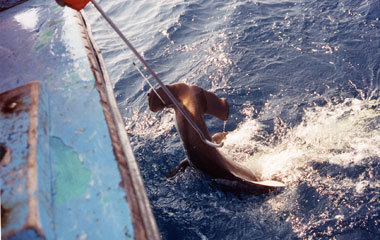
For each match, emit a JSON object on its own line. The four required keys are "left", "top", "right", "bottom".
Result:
{"left": 87, "top": 0, "right": 380, "bottom": 239}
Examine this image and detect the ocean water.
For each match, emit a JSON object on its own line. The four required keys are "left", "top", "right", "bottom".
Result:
{"left": 86, "top": 0, "right": 380, "bottom": 239}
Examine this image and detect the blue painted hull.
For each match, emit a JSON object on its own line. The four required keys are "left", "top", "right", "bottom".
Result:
{"left": 0, "top": 1, "right": 159, "bottom": 239}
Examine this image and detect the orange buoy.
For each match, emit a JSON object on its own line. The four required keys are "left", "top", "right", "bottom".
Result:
{"left": 60, "top": 0, "right": 91, "bottom": 11}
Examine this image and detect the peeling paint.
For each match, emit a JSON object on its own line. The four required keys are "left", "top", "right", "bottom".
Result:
{"left": 50, "top": 137, "right": 91, "bottom": 205}
{"left": 76, "top": 232, "right": 88, "bottom": 240}
{"left": 101, "top": 195, "right": 110, "bottom": 204}
{"left": 34, "top": 29, "right": 54, "bottom": 52}
{"left": 1, "top": 205, "right": 10, "bottom": 228}
{"left": 123, "top": 225, "right": 133, "bottom": 240}
{"left": 0, "top": 143, "right": 11, "bottom": 166}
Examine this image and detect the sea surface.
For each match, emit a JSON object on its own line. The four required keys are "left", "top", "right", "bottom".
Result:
{"left": 86, "top": 0, "right": 380, "bottom": 239}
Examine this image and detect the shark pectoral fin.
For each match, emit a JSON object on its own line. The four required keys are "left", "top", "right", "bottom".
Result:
{"left": 212, "top": 132, "right": 229, "bottom": 144}
{"left": 166, "top": 158, "right": 190, "bottom": 179}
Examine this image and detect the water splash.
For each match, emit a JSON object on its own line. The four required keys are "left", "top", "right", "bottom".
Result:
{"left": 221, "top": 93, "right": 380, "bottom": 238}
{"left": 221, "top": 94, "right": 380, "bottom": 183}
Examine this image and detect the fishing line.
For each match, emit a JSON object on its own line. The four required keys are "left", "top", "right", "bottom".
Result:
{"left": 131, "top": 62, "right": 167, "bottom": 106}
{"left": 90, "top": 0, "right": 223, "bottom": 148}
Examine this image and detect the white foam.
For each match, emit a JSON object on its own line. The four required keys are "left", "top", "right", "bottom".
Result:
{"left": 355, "top": 180, "right": 369, "bottom": 194}
{"left": 221, "top": 96, "right": 380, "bottom": 184}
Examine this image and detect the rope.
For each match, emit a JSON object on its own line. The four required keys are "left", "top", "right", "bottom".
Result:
{"left": 90, "top": 0, "right": 223, "bottom": 148}
{"left": 131, "top": 62, "right": 167, "bottom": 106}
